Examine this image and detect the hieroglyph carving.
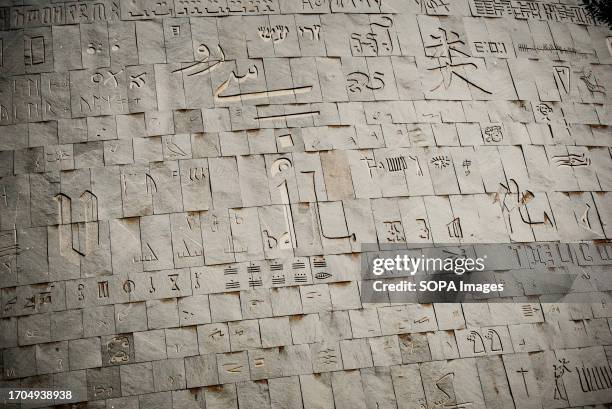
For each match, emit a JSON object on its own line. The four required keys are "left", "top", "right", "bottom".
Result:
{"left": 54, "top": 191, "right": 101, "bottom": 257}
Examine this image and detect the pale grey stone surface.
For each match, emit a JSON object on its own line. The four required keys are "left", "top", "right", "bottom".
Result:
{"left": 1, "top": 1, "right": 612, "bottom": 408}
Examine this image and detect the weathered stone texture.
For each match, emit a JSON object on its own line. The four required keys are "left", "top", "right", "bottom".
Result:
{"left": 1, "top": 0, "right": 612, "bottom": 407}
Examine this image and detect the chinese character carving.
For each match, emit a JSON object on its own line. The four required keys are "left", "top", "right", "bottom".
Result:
{"left": 424, "top": 27, "right": 491, "bottom": 94}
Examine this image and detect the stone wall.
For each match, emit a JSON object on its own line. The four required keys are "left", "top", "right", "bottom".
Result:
{"left": 1, "top": 0, "right": 612, "bottom": 408}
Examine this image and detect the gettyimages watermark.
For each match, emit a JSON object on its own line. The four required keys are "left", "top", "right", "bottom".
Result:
{"left": 371, "top": 252, "right": 487, "bottom": 276}
{"left": 359, "top": 242, "right": 612, "bottom": 303}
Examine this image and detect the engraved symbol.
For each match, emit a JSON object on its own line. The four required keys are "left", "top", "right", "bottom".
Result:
{"left": 117, "top": 304, "right": 132, "bottom": 322}
{"left": 224, "top": 265, "right": 240, "bottom": 290}
{"left": 315, "top": 202, "right": 356, "bottom": 241}
{"left": 254, "top": 110, "right": 320, "bottom": 121}
{"left": 553, "top": 359, "right": 570, "bottom": 400}
{"left": 516, "top": 367, "right": 530, "bottom": 397}
{"left": 347, "top": 71, "right": 385, "bottom": 93}
{"left": 168, "top": 274, "right": 180, "bottom": 291}
{"left": 462, "top": 159, "right": 471, "bottom": 175}
{"left": 91, "top": 69, "right": 123, "bottom": 88}
{"left": 484, "top": 329, "right": 502, "bottom": 351}
{"left": 25, "top": 35, "right": 46, "bottom": 66}
{"left": 248, "top": 263, "right": 263, "bottom": 288}
{"left": 214, "top": 65, "right": 312, "bottom": 103}
{"left": 416, "top": 219, "right": 430, "bottom": 240}
{"left": 46, "top": 148, "right": 71, "bottom": 164}
{"left": 171, "top": 25, "right": 180, "bottom": 36}
{"left": 302, "top": 0, "right": 326, "bottom": 11}
{"left": 483, "top": 125, "right": 503, "bottom": 143}
{"left": 386, "top": 156, "right": 408, "bottom": 172}
{"left": 189, "top": 167, "right": 206, "bottom": 181}
{"left": 223, "top": 363, "right": 243, "bottom": 373}
{"left": 383, "top": 221, "right": 405, "bottom": 243}
{"left": 349, "top": 16, "right": 394, "bottom": 56}
{"left": 434, "top": 372, "right": 473, "bottom": 408}
{"left": 97, "top": 320, "right": 109, "bottom": 329}
{"left": 24, "top": 295, "right": 36, "bottom": 311}
{"left": 249, "top": 299, "right": 263, "bottom": 306}
{"left": 123, "top": 280, "right": 135, "bottom": 293}
{"left": 291, "top": 272, "right": 306, "bottom": 283}
{"left": 129, "top": 73, "right": 146, "bottom": 89}
{"left": 271, "top": 158, "right": 298, "bottom": 250}
{"left": 258, "top": 25, "right": 289, "bottom": 43}
{"left": 168, "top": 374, "right": 182, "bottom": 386}
{"left": 298, "top": 24, "right": 321, "bottom": 41}
{"left": 0, "top": 230, "right": 19, "bottom": 276}
{"left": 134, "top": 243, "right": 159, "bottom": 262}
{"left": 497, "top": 179, "right": 554, "bottom": 233}
{"left": 446, "top": 218, "right": 462, "bottom": 239}
{"left": 86, "top": 42, "right": 103, "bottom": 55}
{"left": 318, "top": 348, "right": 337, "bottom": 365}
{"left": 98, "top": 281, "right": 109, "bottom": 298}
{"left": 230, "top": 212, "right": 243, "bottom": 225}
{"left": 165, "top": 136, "right": 187, "bottom": 156}
{"left": 408, "top": 154, "right": 423, "bottom": 176}
{"left": 210, "top": 214, "right": 220, "bottom": 232}
{"left": 361, "top": 156, "right": 383, "bottom": 178}
{"left": 25, "top": 329, "right": 39, "bottom": 338}
{"left": 2, "top": 296, "right": 17, "bottom": 313}
{"left": 535, "top": 103, "right": 553, "bottom": 122}
{"left": 415, "top": 0, "right": 450, "bottom": 14}
{"left": 106, "top": 335, "right": 131, "bottom": 364}
{"left": 272, "top": 273, "right": 286, "bottom": 285}
{"left": 210, "top": 328, "right": 224, "bottom": 339}
{"left": 424, "top": 27, "right": 491, "bottom": 94}
{"left": 305, "top": 291, "right": 320, "bottom": 299}
{"left": 577, "top": 204, "right": 600, "bottom": 235}
{"left": 148, "top": 276, "right": 156, "bottom": 293}
{"left": 473, "top": 40, "right": 508, "bottom": 55}
{"left": 177, "top": 237, "right": 203, "bottom": 259}
{"left": 553, "top": 66, "right": 571, "bottom": 95}
{"left": 552, "top": 153, "right": 590, "bottom": 167}
{"left": 296, "top": 260, "right": 308, "bottom": 268}
{"left": 172, "top": 44, "right": 226, "bottom": 77}
{"left": 225, "top": 235, "right": 247, "bottom": 255}
{"left": 521, "top": 304, "right": 538, "bottom": 317}
{"left": 278, "top": 133, "right": 294, "bottom": 148}
{"left": 467, "top": 330, "right": 485, "bottom": 354}
{"left": 576, "top": 363, "right": 612, "bottom": 393}
{"left": 430, "top": 155, "right": 451, "bottom": 169}
{"left": 94, "top": 386, "right": 113, "bottom": 398}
